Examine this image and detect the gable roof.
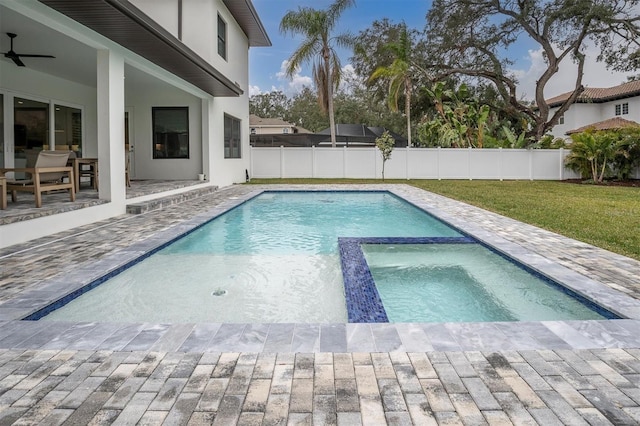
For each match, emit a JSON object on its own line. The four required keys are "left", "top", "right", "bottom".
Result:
{"left": 566, "top": 117, "right": 640, "bottom": 135}
{"left": 40, "top": 0, "right": 270, "bottom": 97}
{"left": 546, "top": 80, "right": 640, "bottom": 108}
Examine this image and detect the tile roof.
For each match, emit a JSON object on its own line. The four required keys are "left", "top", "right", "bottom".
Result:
{"left": 566, "top": 117, "right": 640, "bottom": 135}
{"left": 546, "top": 80, "right": 640, "bottom": 107}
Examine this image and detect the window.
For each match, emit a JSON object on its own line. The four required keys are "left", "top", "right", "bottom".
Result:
{"left": 615, "top": 104, "right": 622, "bottom": 116}
{"left": 283, "top": 128, "right": 290, "bottom": 134}
{"left": 217, "top": 15, "right": 227, "bottom": 60}
{"left": 153, "top": 107, "right": 189, "bottom": 159}
{"left": 224, "top": 114, "right": 241, "bottom": 158}
{"left": 558, "top": 115, "right": 564, "bottom": 125}
{"left": 623, "top": 102, "right": 629, "bottom": 115}
{"left": 250, "top": 128, "right": 256, "bottom": 135}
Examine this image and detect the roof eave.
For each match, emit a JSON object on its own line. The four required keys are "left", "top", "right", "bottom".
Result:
{"left": 39, "top": 0, "right": 243, "bottom": 97}
{"left": 223, "top": 0, "right": 271, "bottom": 47}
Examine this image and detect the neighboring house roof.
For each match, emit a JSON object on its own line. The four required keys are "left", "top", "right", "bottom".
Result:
{"left": 249, "top": 115, "right": 312, "bottom": 134}
{"left": 40, "top": 0, "right": 270, "bottom": 97}
{"left": 250, "top": 115, "right": 293, "bottom": 127}
{"left": 546, "top": 80, "right": 640, "bottom": 108}
{"left": 566, "top": 117, "right": 640, "bottom": 135}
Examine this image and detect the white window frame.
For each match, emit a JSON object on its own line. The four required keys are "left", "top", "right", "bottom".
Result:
{"left": 217, "top": 14, "right": 227, "bottom": 60}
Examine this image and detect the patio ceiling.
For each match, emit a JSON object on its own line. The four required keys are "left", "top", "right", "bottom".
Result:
{"left": 38, "top": 0, "right": 244, "bottom": 97}
{"left": 0, "top": 5, "right": 97, "bottom": 87}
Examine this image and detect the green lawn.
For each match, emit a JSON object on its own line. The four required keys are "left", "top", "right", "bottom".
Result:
{"left": 248, "top": 179, "right": 640, "bottom": 261}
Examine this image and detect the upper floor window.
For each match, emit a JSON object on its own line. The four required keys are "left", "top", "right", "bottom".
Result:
{"left": 153, "top": 107, "right": 189, "bottom": 159}
{"left": 217, "top": 15, "right": 227, "bottom": 60}
{"left": 224, "top": 114, "right": 241, "bottom": 158}
{"left": 558, "top": 115, "right": 564, "bottom": 125}
{"left": 615, "top": 103, "right": 629, "bottom": 116}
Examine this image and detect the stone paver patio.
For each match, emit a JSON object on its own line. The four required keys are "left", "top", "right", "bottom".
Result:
{"left": 1, "top": 183, "right": 640, "bottom": 424}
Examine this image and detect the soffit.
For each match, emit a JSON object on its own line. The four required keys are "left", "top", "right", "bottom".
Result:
{"left": 222, "top": 0, "right": 271, "bottom": 47}
{"left": 39, "top": 0, "right": 242, "bottom": 97}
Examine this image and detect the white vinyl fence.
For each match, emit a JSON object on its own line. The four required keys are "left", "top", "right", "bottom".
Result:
{"left": 250, "top": 147, "right": 585, "bottom": 180}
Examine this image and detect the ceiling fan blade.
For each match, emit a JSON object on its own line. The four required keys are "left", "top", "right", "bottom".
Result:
{"left": 11, "top": 56, "right": 25, "bottom": 67}
{"left": 17, "top": 54, "right": 55, "bottom": 58}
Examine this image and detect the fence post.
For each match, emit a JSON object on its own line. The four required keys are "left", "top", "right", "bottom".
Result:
{"left": 280, "top": 145, "right": 284, "bottom": 178}
{"left": 529, "top": 149, "right": 533, "bottom": 181}
{"left": 437, "top": 147, "right": 441, "bottom": 180}
{"left": 343, "top": 145, "right": 347, "bottom": 179}
{"left": 406, "top": 145, "right": 410, "bottom": 180}
{"left": 559, "top": 148, "right": 564, "bottom": 180}
{"left": 312, "top": 145, "right": 316, "bottom": 178}
{"left": 499, "top": 147, "right": 503, "bottom": 181}
{"left": 468, "top": 147, "right": 472, "bottom": 180}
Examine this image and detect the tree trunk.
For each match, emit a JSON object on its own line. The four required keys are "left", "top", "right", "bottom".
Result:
{"left": 325, "top": 50, "right": 337, "bottom": 148}
{"left": 405, "top": 78, "right": 412, "bottom": 147}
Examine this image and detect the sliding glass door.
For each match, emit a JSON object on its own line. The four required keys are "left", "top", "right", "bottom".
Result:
{"left": 13, "top": 97, "right": 49, "bottom": 167}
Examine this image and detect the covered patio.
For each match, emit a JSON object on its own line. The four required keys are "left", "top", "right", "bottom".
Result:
{"left": 0, "top": 0, "right": 255, "bottom": 248}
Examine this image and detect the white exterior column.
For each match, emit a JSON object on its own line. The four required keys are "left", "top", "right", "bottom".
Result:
{"left": 96, "top": 49, "right": 126, "bottom": 207}
{"left": 202, "top": 97, "right": 213, "bottom": 181}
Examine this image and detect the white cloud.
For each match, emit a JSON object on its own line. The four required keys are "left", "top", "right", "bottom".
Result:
{"left": 249, "top": 85, "right": 262, "bottom": 97}
{"left": 513, "top": 44, "right": 634, "bottom": 101}
{"left": 338, "top": 64, "right": 365, "bottom": 95}
{"left": 275, "top": 60, "right": 313, "bottom": 95}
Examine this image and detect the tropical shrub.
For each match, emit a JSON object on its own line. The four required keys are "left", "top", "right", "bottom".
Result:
{"left": 612, "top": 128, "right": 640, "bottom": 180}
{"left": 565, "top": 130, "right": 617, "bottom": 182}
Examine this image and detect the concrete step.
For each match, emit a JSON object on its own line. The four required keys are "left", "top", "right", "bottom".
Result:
{"left": 126, "top": 185, "right": 218, "bottom": 214}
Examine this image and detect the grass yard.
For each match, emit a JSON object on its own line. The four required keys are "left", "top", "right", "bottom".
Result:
{"left": 248, "top": 179, "right": 640, "bottom": 261}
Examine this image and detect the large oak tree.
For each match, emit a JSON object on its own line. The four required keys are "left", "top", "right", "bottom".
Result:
{"left": 425, "top": 0, "right": 640, "bottom": 141}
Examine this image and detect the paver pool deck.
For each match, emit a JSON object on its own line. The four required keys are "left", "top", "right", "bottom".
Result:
{"left": 1, "top": 184, "right": 640, "bottom": 424}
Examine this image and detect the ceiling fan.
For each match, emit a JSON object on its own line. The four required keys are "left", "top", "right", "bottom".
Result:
{"left": 3, "top": 33, "right": 55, "bottom": 67}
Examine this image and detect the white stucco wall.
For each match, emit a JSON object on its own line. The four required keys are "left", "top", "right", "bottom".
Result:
{"left": 129, "top": 0, "right": 179, "bottom": 38}
{"left": 0, "top": 60, "right": 98, "bottom": 158}
{"left": 127, "top": 0, "right": 251, "bottom": 186}
{"left": 125, "top": 82, "right": 203, "bottom": 180}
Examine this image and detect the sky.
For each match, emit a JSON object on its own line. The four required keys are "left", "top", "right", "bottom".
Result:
{"left": 248, "top": 0, "right": 635, "bottom": 101}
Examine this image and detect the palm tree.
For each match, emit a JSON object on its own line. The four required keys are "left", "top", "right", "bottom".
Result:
{"left": 280, "top": 0, "right": 355, "bottom": 148}
{"left": 368, "top": 25, "right": 414, "bottom": 146}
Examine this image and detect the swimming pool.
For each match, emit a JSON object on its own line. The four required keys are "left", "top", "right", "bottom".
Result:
{"left": 32, "top": 191, "right": 616, "bottom": 323}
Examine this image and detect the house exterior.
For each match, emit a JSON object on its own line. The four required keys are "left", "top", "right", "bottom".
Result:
{"left": 0, "top": 0, "right": 270, "bottom": 247}
{"left": 249, "top": 115, "right": 311, "bottom": 135}
{"left": 548, "top": 80, "right": 640, "bottom": 138}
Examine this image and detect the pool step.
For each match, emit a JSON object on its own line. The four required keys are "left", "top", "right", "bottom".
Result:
{"left": 126, "top": 185, "right": 219, "bottom": 214}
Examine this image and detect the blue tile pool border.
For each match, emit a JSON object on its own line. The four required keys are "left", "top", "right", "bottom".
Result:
{"left": 22, "top": 190, "right": 463, "bottom": 322}
{"left": 14, "top": 188, "right": 635, "bottom": 323}
{"left": 339, "top": 237, "right": 476, "bottom": 323}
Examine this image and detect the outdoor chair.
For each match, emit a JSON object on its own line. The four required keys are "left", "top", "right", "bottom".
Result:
{"left": 0, "top": 151, "right": 75, "bottom": 208}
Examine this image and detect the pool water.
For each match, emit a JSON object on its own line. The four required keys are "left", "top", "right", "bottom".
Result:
{"left": 362, "top": 244, "right": 609, "bottom": 322}
{"left": 41, "top": 192, "right": 461, "bottom": 323}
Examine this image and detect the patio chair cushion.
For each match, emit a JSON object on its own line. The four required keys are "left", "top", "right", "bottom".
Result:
{"left": 1, "top": 151, "right": 75, "bottom": 208}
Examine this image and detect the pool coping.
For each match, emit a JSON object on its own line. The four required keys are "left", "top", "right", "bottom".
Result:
{"left": 2, "top": 186, "right": 640, "bottom": 353}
